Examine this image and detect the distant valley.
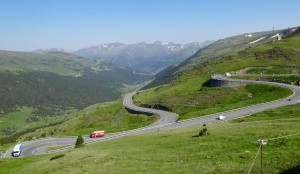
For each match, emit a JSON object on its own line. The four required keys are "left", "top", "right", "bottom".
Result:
{"left": 0, "top": 50, "right": 151, "bottom": 136}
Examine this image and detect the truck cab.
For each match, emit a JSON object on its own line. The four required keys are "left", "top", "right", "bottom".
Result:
{"left": 11, "top": 144, "right": 22, "bottom": 157}
{"left": 90, "top": 130, "right": 105, "bottom": 138}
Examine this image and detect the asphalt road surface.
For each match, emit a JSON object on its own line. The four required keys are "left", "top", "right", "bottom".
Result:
{"left": 2, "top": 75, "right": 300, "bottom": 158}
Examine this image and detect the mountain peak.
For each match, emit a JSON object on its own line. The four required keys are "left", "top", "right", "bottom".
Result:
{"left": 98, "top": 42, "right": 125, "bottom": 49}
{"left": 153, "top": 41, "right": 174, "bottom": 46}
{"left": 153, "top": 41, "right": 163, "bottom": 45}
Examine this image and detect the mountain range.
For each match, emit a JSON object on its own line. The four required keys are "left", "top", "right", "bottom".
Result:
{"left": 72, "top": 41, "right": 214, "bottom": 74}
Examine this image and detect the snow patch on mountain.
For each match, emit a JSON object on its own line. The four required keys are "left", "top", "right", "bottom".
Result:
{"left": 248, "top": 36, "right": 266, "bottom": 44}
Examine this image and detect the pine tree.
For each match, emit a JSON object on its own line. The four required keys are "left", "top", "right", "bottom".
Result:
{"left": 199, "top": 124, "right": 208, "bottom": 137}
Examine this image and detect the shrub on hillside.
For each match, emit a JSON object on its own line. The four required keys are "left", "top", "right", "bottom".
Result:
{"left": 75, "top": 135, "right": 84, "bottom": 148}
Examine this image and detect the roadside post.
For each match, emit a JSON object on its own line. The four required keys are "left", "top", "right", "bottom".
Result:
{"left": 258, "top": 139, "right": 267, "bottom": 174}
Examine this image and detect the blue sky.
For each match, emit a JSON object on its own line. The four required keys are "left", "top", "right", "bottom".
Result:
{"left": 0, "top": 0, "right": 299, "bottom": 51}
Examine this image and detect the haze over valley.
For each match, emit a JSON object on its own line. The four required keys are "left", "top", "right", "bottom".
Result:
{"left": 72, "top": 41, "right": 214, "bottom": 73}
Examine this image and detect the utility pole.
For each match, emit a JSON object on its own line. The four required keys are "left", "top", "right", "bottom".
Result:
{"left": 261, "top": 143, "right": 263, "bottom": 174}
{"left": 258, "top": 139, "right": 267, "bottom": 174}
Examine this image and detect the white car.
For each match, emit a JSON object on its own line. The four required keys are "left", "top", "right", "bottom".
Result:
{"left": 218, "top": 115, "right": 225, "bottom": 120}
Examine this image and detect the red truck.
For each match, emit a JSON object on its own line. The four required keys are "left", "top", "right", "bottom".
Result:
{"left": 90, "top": 130, "right": 105, "bottom": 138}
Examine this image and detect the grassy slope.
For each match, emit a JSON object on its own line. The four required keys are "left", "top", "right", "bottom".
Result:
{"left": 246, "top": 66, "right": 299, "bottom": 74}
{"left": 229, "top": 66, "right": 300, "bottom": 84}
{"left": 0, "top": 51, "right": 92, "bottom": 76}
{"left": 177, "top": 30, "right": 278, "bottom": 73}
{"left": 134, "top": 30, "right": 300, "bottom": 120}
{"left": 0, "top": 51, "right": 151, "bottom": 87}
{"left": 0, "top": 107, "right": 77, "bottom": 136}
{"left": 231, "top": 75, "right": 300, "bottom": 85}
{"left": 1, "top": 103, "right": 299, "bottom": 174}
{"left": 17, "top": 99, "right": 159, "bottom": 141}
{"left": 136, "top": 84, "right": 291, "bottom": 120}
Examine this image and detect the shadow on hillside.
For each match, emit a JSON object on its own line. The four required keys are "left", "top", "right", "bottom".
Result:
{"left": 279, "top": 164, "right": 300, "bottom": 174}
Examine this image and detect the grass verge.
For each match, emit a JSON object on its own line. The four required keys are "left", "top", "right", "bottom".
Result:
{"left": 0, "top": 103, "right": 299, "bottom": 173}
{"left": 231, "top": 75, "right": 300, "bottom": 85}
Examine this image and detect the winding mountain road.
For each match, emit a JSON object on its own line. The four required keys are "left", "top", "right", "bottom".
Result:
{"left": 2, "top": 75, "right": 300, "bottom": 158}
